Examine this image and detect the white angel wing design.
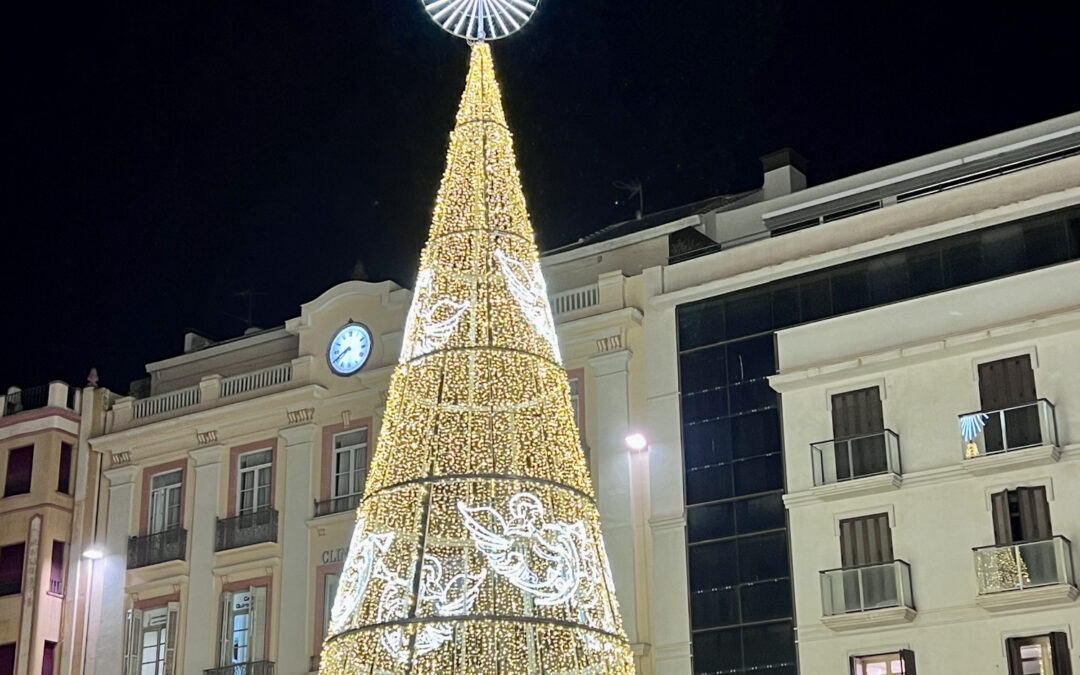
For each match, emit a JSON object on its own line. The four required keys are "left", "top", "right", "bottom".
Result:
{"left": 329, "top": 523, "right": 394, "bottom": 634}
{"left": 494, "top": 248, "right": 561, "bottom": 362}
{"left": 400, "top": 268, "right": 471, "bottom": 362}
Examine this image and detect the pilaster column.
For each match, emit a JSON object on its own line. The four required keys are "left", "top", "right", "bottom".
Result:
{"left": 588, "top": 349, "right": 642, "bottom": 647}
{"left": 278, "top": 423, "right": 317, "bottom": 673}
{"left": 184, "top": 445, "right": 227, "bottom": 674}
{"left": 94, "top": 463, "right": 139, "bottom": 675}
{"left": 643, "top": 277, "right": 693, "bottom": 675}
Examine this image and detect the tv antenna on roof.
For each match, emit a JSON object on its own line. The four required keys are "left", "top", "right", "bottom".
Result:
{"left": 614, "top": 179, "right": 644, "bottom": 219}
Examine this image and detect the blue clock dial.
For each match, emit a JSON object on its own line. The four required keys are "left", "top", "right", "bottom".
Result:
{"left": 328, "top": 323, "right": 372, "bottom": 375}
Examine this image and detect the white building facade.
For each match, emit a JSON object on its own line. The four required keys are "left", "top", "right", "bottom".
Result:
{"left": 57, "top": 111, "right": 1080, "bottom": 675}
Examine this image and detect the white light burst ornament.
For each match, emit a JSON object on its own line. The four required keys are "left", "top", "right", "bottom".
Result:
{"left": 424, "top": 0, "right": 540, "bottom": 41}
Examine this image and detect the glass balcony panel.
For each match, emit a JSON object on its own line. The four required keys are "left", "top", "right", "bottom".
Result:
{"left": 960, "top": 399, "right": 1057, "bottom": 459}
{"left": 819, "top": 560, "right": 913, "bottom": 615}
{"left": 973, "top": 536, "right": 1075, "bottom": 594}
{"left": 810, "top": 430, "right": 901, "bottom": 486}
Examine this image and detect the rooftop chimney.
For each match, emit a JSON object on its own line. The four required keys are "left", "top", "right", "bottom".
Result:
{"left": 760, "top": 148, "right": 808, "bottom": 200}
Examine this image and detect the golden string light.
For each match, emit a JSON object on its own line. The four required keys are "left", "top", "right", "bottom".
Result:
{"left": 318, "top": 44, "right": 636, "bottom": 674}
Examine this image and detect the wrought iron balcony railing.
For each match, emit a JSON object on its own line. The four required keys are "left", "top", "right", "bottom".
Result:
{"left": 215, "top": 509, "right": 278, "bottom": 552}
{"left": 820, "top": 560, "right": 914, "bottom": 615}
{"left": 959, "top": 399, "right": 1057, "bottom": 459}
{"left": 313, "top": 493, "right": 361, "bottom": 518}
{"left": 128, "top": 527, "right": 187, "bottom": 568}
{"left": 974, "top": 535, "right": 1075, "bottom": 594}
{"left": 48, "top": 579, "right": 63, "bottom": 595}
{"left": 204, "top": 661, "right": 275, "bottom": 675}
{"left": 811, "top": 429, "right": 901, "bottom": 486}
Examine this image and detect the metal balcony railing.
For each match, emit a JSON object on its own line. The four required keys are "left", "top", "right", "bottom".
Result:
{"left": 48, "top": 579, "right": 63, "bottom": 595}
{"left": 128, "top": 527, "right": 187, "bottom": 568}
{"left": 820, "top": 560, "right": 914, "bottom": 616}
{"left": 3, "top": 384, "right": 50, "bottom": 415}
{"left": 811, "top": 429, "right": 901, "bottom": 486}
{"left": 959, "top": 399, "right": 1057, "bottom": 459}
{"left": 215, "top": 509, "right": 278, "bottom": 551}
{"left": 314, "top": 493, "right": 361, "bottom": 518}
{"left": 204, "top": 661, "right": 275, "bottom": 675}
{"left": 974, "top": 535, "right": 1075, "bottom": 594}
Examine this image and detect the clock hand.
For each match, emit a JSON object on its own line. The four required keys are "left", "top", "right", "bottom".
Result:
{"left": 335, "top": 346, "right": 352, "bottom": 363}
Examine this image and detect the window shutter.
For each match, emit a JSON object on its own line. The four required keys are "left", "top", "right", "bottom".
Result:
{"left": 990, "top": 490, "right": 1013, "bottom": 545}
{"left": 831, "top": 387, "right": 884, "bottom": 438}
{"left": 163, "top": 602, "right": 180, "bottom": 675}
{"left": 1050, "top": 632, "right": 1074, "bottom": 675}
{"left": 250, "top": 586, "right": 267, "bottom": 662}
{"left": 1016, "top": 486, "right": 1052, "bottom": 542}
{"left": 900, "top": 649, "right": 917, "bottom": 674}
{"left": 839, "top": 513, "right": 892, "bottom": 567}
{"left": 218, "top": 592, "right": 232, "bottom": 667}
{"left": 1005, "top": 637, "right": 1024, "bottom": 675}
{"left": 123, "top": 608, "right": 142, "bottom": 675}
{"left": 979, "top": 355, "right": 1036, "bottom": 410}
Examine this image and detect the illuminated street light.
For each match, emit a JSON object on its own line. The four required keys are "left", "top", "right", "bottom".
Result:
{"left": 625, "top": 433, "right": 648, "bottom": 452}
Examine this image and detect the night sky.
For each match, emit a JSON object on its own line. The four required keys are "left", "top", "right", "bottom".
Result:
{"left": 5, "top": 1, "right": 1080, "bottom": 392}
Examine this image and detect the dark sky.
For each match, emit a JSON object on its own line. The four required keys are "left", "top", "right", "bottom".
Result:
{"left": 5, "top": 1, "right": 1080, "bottom": 392}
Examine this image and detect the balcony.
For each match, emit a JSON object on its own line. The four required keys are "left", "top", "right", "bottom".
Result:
{"left": 314, "top": 493, "right": 361, "bottom": 518}
{"left": 128, "top": 528, "right": 187, "bottom": 568}
{"left": 959, "top": 399, "right": 1060, "bottom": 473}
{"left": 820, "top": 560, "right": 916, "bottom": 630}
{"left": 216, "top": 509, "right": 278, "bottom": 552}
{"left": 810, "top": 430, "right": 902, "bottom": 498}
{"left": 973, "top": 536, "right": 1078, "bottom": 611}
{"left": 2, "top": 382, "right": 80, "bottom": 418}
{"left": 205, "top": 662, "right": 275, "bottom": 675}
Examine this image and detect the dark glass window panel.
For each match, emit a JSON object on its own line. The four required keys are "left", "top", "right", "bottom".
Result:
{"left": 867, "top": 254, "right": 910, "bottom": 304}
{"left": 907, "top": 248, "right": 943, "bottom": 296}
{"left": 685, "top": 465, "right": 733, "bottom": 505}
{"left": 737, "top": 532, "right": 789, "bottom": 583}
{"left": 731, "top": 409, "right": 781, "bottom": 460}
{"left": 732, "top": 454, "right": 783, "bottom": 496}
{"left": 678, "top": 298, "right": 725, "bottom": 351}
{"left": 683, "top": 419, "right": 733, "bottom": 470}
{"left": 681, "top": 388, "right": 728, "bottom": 425}
{"left": 735, "top": 493, "right": 786, "bottom": 535}
{"left": 740, "top": 578, "right": 792, "bottom": 623}
{"left": 981, "top": 225, "right": 1026, "bottom": 279}
{"left": 57, "top": 442, "right": 73, "bottom": 494}
{"left": 942, "top": 235, "right": 982, "bottom": 286}
{"left": 691, "top": 628, "right": 741, "bottom": 675}
{"left": 831, "top": 268, "right": 870, "bottom": 314}
{"left": 726, "top": 335, "right": 776, "bottom": 383}
{"left": 728, "top": 379, "right": 777, "bottom": 415}
{"left": 1024, "top": 219, "right": 1069, "bottom": 268}
{"left": 771, "top": 284, "right": 801, "bottom": 329}
{"left": 742, "top": 621, "right": 796, "bottom": 668}
{"left": 799, "top": 275, "right": 832, "bottom": 322}
{"left": 725, "top": 292, "right": 772, "bottom": 338}
{"left": 4, "top": 445, "right": 33, "bottom": 496}
{"left": 680, "top": 346, "right": 727, "bottom": 395}
{"left": 691, "top": 587, "right": 740, "bottom": 629}
{"left": 689, "top": 540, "right": 738, "bottom": 591}
{"left": 687, "top": 501, "right": 736, "bottom": 542}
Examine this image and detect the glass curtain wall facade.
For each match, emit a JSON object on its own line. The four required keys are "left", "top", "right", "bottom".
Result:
{"left": 676, "top": 206, "right": 1080, "bottom": 675}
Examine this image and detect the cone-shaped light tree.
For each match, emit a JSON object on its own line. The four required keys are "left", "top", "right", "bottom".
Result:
{"left": 318, "top": 44, "right": 636, "bottom": 675}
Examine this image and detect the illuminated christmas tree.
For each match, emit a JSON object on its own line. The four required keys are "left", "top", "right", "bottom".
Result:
{"left": 317, "top": 42, "right": 636, "bottom": 675}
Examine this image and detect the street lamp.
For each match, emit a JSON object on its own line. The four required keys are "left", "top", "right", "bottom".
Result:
{"left": 82, "top": 547, "right": 104, "bottom": 560}
{"left": 625, "top": 433, "right": 648, "bottom": 452}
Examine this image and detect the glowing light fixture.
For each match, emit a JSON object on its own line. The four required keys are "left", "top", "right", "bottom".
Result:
{"left": 423, "top": 0, "right": 540, "bottom": 41}
{"left": 82, "top": 547, "right": 104, "bottom": 560}
{"left": 625, "top": 433, "right": 648, "bottom": 452}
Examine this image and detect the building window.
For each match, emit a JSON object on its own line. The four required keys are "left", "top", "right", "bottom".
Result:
{"left": 0, "top": 643, "right": 14, "bottom": 675}
{"left": 123, "top": 604, "right": 180, "bottom": 675}
{"left": 322, "top": 572, "right": 340, "bottom": 641}
{"left": 4, "top": 445, "right": 33, "bottom": 496}
{"left": 0, "top": 543, "right": 25, "bottom": 596}
{"left": 977, "top": 355, "right": 1041, "bottom": 451}
{"left": 851, "top": 650, "right": 916, "bottom": 674}
{"left": 42, "top": 641, "right": 56, "bottom": 675}
{"left": 332, "top": 429, "right": 368, "bottom": 499}
{"left": 237, "top": 450, "right": 272, "bottom": 515}
{"left": 219, "top": 587, "right": 266, "bottom": 666}
{"left": 49, "top": 541, "right": 65, "bottom": 595}
{"left": 830, "top": 387, "right": 886, "bottom": 480}
{"left": 149, "top": 470, "right": 183, "bottom": 535}
{"left": 840, "top": 513, "right": 893, "bottom": 567}
{"left": 1007, "top": 633, "right": 1073, "bottom": 675}
{"left": 990, "top": 486, "right": 1051, "bottom": 544}
{"left": 57, "top": 442, "right": 73, "bottom": 494}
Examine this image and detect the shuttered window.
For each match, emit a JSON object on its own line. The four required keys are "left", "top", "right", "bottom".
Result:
{"left": 123, "top": 603, "right": 180, "bottom": 675}
{"left": 978, "top": 355, "right": 1041, "bottom": 451}
{"left": 991, "top": 486, "right": 1052, "bottom": 545}
{"left": 4, "top": 445, "right": 33, "bottom": 496}
{"left": 839, "top": 513, "right": 893, "bottom": 567}
{"left": 831, "top": 387, "right": 887, "bottom": 480}
{"left": 1007, "top": 633, "right": 1073, "bottom": 675}
{"left": 851, "top": 650, "right": 916, "bottom": 674}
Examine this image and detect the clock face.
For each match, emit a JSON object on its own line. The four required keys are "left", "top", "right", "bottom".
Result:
{"left": 328, "top": 323, "right": 372, "bottom": 376}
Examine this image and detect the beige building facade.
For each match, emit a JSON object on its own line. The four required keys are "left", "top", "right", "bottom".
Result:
{"left": 3, "top": 112, "right": 1078, "bottom": 675}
